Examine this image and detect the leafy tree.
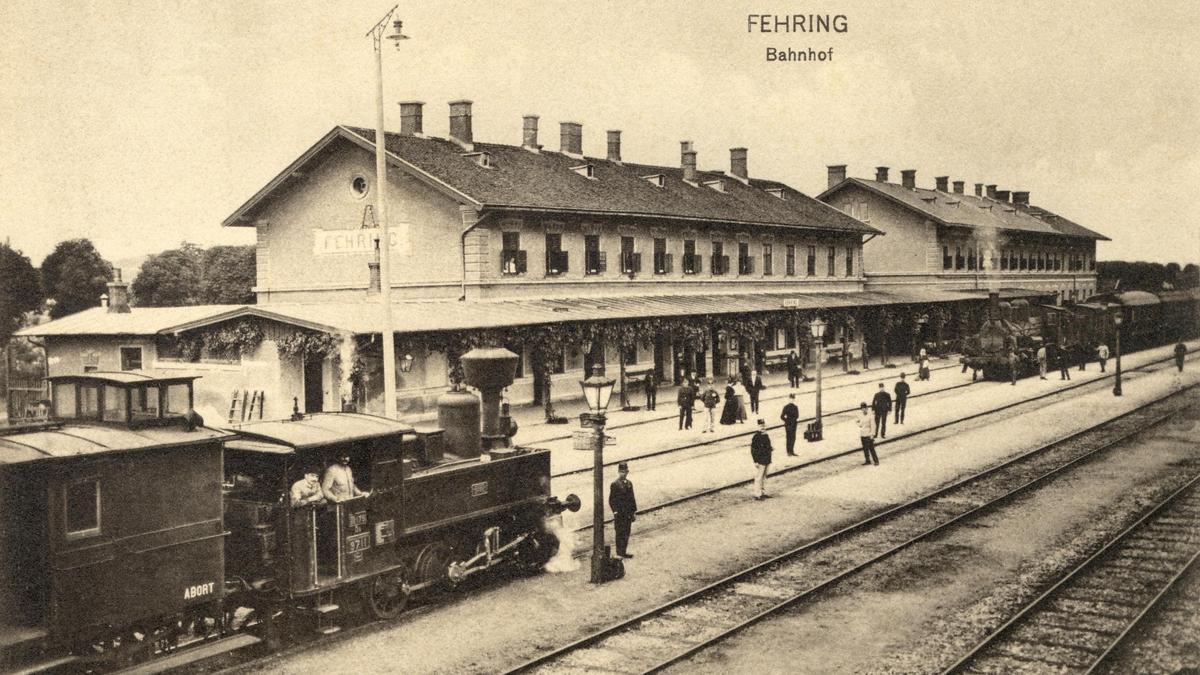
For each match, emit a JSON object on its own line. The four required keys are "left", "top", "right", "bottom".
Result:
{"left": 41, "top": 239, "right": 112, "bottom": 318}
{"left": 202, "top": 245, "right": 256, "bottom": 304}
{"left": 132, "top": 243, "right": 204, "bottom": 306}
{"left": 0, "top": 243, "right": 42, "bottom": 345}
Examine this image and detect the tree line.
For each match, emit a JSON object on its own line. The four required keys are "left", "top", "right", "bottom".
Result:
{"left": 1, "top": 239, "right": 255, "bottom": 347}
{"left": 1097, "top": 261, "right": 1199, "bottom": 293}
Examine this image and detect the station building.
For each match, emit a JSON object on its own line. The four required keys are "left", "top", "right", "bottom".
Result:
{"left": 15, "top": 101, "right": 1107, "bottom": 422}
{"left": 820, "top": 166, "right": 1106, "bottom": 302}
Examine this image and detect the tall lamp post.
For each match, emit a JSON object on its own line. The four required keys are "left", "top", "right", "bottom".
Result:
{"left": 1112, "top": 309, "right": 1123, "bottom": 397}
{"left": 580, "top": 368, "right": 615, "bottom": 583}
{"left": 367, "top": 6, "right": 408, "bottom": 419}
{"left": 806, "top": 318, "right": 827, "bottom": 442}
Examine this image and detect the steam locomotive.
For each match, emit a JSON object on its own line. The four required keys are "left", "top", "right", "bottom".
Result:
{"left": 0, "top": 347, "right": 578, "bottom": 672}
{"left": 961, "top": 289, "right": 1200, "bottom": 380}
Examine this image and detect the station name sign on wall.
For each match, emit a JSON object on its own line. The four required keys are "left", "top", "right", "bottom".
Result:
{"left": 314, "top": 226, "right": 412, "bottom": 256}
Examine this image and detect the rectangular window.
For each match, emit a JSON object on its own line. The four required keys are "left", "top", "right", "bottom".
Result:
{"left": 102, "top": 385, "right": 127, "bottom": 423}
{"left": 806, "top": 246, "right": 816, "bottom": 276}
{"left": 955, "top": 246, "right": 964, "bottom": 270}
{"left": 80, "top": 384, "right": 100, "bottom": 420}
{"left": 683, "top": 239, "right": 699, "bottom": 274}
{"left": 1088, "top": 255, "right": 1095, "bottom": 271}
{"left": 827, "top": 246, "right": 836, "bottom": 276}
{"left": 653, "top": 238, "right": 671, "bottom": 274}
{"left": 585, "top": 234, "right": 605, "bottom": 275}
{"left": 943, "top": 246, "right": 952, "bottom": 270}
{"left": 131, "top": 385, "right": 160, "bottom": 421}
{"left": 737, "top": 242, "right": 753, "bottom": 275}
{"left": 545, "top": 233, "right": 567, "bottom": 275}
{"left": 763, "top": 244, "right": 773, "bottom": 276}
{"left": 1000, "top": 249, "right": 1009, "bottom": 271}
{"left": 1019, "top": 251, "right": 1027, "bottom": 270}
{"left": 786, "top": 244, "right": 796, "bottom": 276}
{"left": 165, "top": 383, "right": 190, "bottom": 415}
{"left": 53, "top": 382, "right": 77, "bottom": 419}
{"left": 501, "top": 232, "right": 526, "bottom": 275}
{"left": 64, "top": 479, "right": 100, "bottom": 538}
{"left": 967, "top": 247, "right": 976, "bottom": 271}
{"left": 620, "top": 236, "right": 640, "bottom": 274}
{"left": 712, "top": 241, "right": 726, "bottom": 276}
{"left": 119, "top": 347, "right": 142, "bottom": 371}
{"left": 846, "top": 246, "right": 854, "bottom": 276}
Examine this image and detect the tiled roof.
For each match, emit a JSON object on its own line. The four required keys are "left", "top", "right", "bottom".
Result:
{"left": 224, "top": 125, "right": 878, "bottom": 236}
{"left": 825, "top": 178, "right": 1108, "bottom": 241}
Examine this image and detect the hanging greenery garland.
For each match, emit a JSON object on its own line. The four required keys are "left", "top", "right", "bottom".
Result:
{"left": 275, "top": 329, "right": 342, "bottom": 361}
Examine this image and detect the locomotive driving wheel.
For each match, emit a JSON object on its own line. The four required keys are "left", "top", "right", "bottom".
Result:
{"left": 413, "top": 541, "right": 452, "bottom": 589}
{"left": 361, "top": 571, "right": 408, "bottom": 620}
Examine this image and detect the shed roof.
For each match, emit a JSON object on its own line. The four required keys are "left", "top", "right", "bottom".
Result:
{"left": 822, "top": 178, "right": 1109, "bottom": 241}
{"left": 224, "top": 126, "right": 879, "bottom": 237}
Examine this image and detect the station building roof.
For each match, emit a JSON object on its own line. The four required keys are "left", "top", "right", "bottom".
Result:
{"left": 223, "top": 126, "right": 881, "bottom": 237}
{"left": 17, "top": 287, "right": 1048, "bottom": 339}
{"left": 821, "top": 178, "right": 1109, "bottom": 241}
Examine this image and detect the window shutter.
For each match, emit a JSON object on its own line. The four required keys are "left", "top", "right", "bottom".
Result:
{"left": 545, "top": 249, "right": 553, "bottom": 274}
{"left": 722, "top": 255, "right": 730, "bottom": 274}
{"left": 695, "top": 254, "right": 702, "bottom": 273}
{"left": 598, "top": 251, "right": 607, "bottom": 273}
{"left": 517, "top": 250, "right": 527, "bottom": 274}
{"left": 665, "top": 253, "right": 673, "bottom": 273}
{"left": 632, "top": 252, "right": 642, "bottom": 273}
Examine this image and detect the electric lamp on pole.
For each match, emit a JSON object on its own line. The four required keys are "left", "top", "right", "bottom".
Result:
{"left": 1112, "top": 309, "right": 1123, "bottom": 397}
{"left": 805, "top": 318, "right": 827, "bottom": 442}
{"left": 579, "top": 368, "right": 616, "bottom": 583}
{"left": 367, "top": 6, "right": 408, "bottom": 418}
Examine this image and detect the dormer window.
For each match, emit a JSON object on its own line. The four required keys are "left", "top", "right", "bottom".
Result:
{"left": 572, "top": 164, "right": 596, "bottom": 179}
{"left": 766, "top": 187, "right": 785, "bottom": 200}
{"left": 642, "top": 174, "right": 666, "bottom": 188}
{"left": 462, "top": 152, "right": 493, "bottom": 168}
{"left": 703, "top": 179, "right": 726, "bottom": 193}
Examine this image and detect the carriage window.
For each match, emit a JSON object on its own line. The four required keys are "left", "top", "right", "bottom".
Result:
{"left": 80, "top": 385, "right": 100, "bottom": 419}
{"left": 65, "top": 479, "right": 101, "bottom": 538}
{"left": 53, "top": 383, "right": 77, "bottom": 419}
{"left": 102, "top": 385, "right": 127, "bottom": 422}
{"left": 131, "top": 386, "right": 160, "bottom": 420}
{"left": 164, "top": 384, "right": 191, "bottom": 414}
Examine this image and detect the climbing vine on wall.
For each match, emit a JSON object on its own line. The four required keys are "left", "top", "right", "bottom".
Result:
{"left": 275, "top": 330, "right": 342, "bottom": 361}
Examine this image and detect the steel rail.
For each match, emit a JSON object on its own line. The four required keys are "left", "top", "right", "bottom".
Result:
{"left": 941, "top": 474, "right": 1200, "bottom": 675}
{"left": 504, "top": 385, "right": 1195, "bottom": 674}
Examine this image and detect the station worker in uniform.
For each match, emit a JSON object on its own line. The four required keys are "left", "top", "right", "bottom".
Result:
{"left": 290, "top": 467, "right": 327, "bottom": 507}
{"left": 780, "top": 393, "right": 800, "bottom": 456}
{"left": 750, "top": 419, "right": 774, "bottom": 500}
{"left": 871, "top": 382, "right": 892, "bottom": 438}
{"left": 609, "top": 462, "right": 638, "bottom": 558}
{"left": 323, "top": 452, "right": 371, "bottom": 502}
{"left": 893, "top": 373, "right": 910, "bottom": 425}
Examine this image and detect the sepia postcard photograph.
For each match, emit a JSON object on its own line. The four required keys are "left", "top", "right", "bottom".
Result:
{"left": 1, "top": 1, "right": 1197, "bottom": 673}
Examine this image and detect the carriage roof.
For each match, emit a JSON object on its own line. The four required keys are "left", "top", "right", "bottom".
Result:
{"left": 0, "top": 423, "right": 230, "bottom": 466}
{"left": 224, "top": 412, "right": 414, "bottom": 452}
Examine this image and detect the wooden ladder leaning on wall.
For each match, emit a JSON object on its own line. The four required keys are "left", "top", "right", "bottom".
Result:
{"left": 228, "top": 389, "right": 266, "bottom": 423}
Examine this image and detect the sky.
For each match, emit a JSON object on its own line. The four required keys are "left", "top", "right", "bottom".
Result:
{"left": 1, "top": 0, "right": 1197, "bottom": 268}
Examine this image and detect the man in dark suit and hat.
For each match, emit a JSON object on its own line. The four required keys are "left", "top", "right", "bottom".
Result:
{"left": 609, "top": 462, "right": 638, "bottom": 558}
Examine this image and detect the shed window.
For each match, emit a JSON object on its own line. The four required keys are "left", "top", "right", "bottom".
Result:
{"left": 120, "top": 347, "right": 143, "bottom": 371}
{"left": 65, "top": 479, "right": 100, "bottom": 538}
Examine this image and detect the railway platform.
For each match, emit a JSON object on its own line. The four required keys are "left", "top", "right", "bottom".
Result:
{"left": 251, "top": 341, "right": 1199, "bottom": 675}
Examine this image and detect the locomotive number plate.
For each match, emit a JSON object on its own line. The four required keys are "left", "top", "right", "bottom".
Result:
{"left": 471, "top": 481, "right": 488, "bottom": 497}
{"left": 346, "top": 532, "right": 371, "bottom": 554}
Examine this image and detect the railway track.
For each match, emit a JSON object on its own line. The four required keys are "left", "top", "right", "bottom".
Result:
{"left": 942, "top": 475, "right": 1200, "bottom": 675}
{"left": 505, "top": 386, "right": 1197, "bottom": 674}
{"left": 569, "top": 351, "right": 1196, "bottom": 538}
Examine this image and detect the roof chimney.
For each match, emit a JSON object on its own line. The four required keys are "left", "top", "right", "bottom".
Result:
{"left": 901, "top": 169, "right": 916, "bottom": 189}
{"left": 875, "top": 166, "right": 889, "bottom": 182}
{"left": 399, "top": 101, "right": 424, "bottom": 136}
{"left": 975, "top": 183, "right": 984, "bottom": 197}
{"left": 986, "top": 184, "right": 997, "bottom": 199}
{"left": 827, "top": 164, "right": 847, "bottom": 190}
{"left": 995, "top": 189, "right": 1010, "bottom": 203}
{"left": 935, "top": 176, "right": 949, "bottom": 192}
{"left": 560, "top": 122, "right": 582, "bottom": 156}
{"left": 522, "top": 115, "right": 539, "bottom": 150}
{"left": 607, "top": 130, "right": 622, "bottom": 162}
{"left": 1012, "top": 191, "right": 1030, "bottom": 206}
{"left": 953, "top": 180, "right": 965, "bottom": 194}
{"left": 448, "top": 100, "right": 473, "bottom": 146}
{"left": 682, "top": 149, "right": 698, "bottom": 182}
{"left": 106, "top": 268, "right": 130, "bottom": 314}
{"left": 730, "top": 147, "right": 748, "bottom": 180}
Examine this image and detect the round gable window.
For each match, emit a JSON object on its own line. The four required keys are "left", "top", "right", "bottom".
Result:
{"left": 351, "top": 175, "right": 370, "bottom": 198}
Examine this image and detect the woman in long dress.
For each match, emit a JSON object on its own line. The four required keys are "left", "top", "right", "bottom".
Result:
{"left": 719, "top": 381, "right": 739, "bottom": 425}
{"left": 732, "top": 381, "right": 748, "bottom": 423}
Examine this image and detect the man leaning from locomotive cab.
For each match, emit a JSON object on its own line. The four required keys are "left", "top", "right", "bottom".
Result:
{"left": 290, "top": 467, "right": 327, "bottom": 507}
{"left": 323, "top": 452, "right": 371, "bottom": 502}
